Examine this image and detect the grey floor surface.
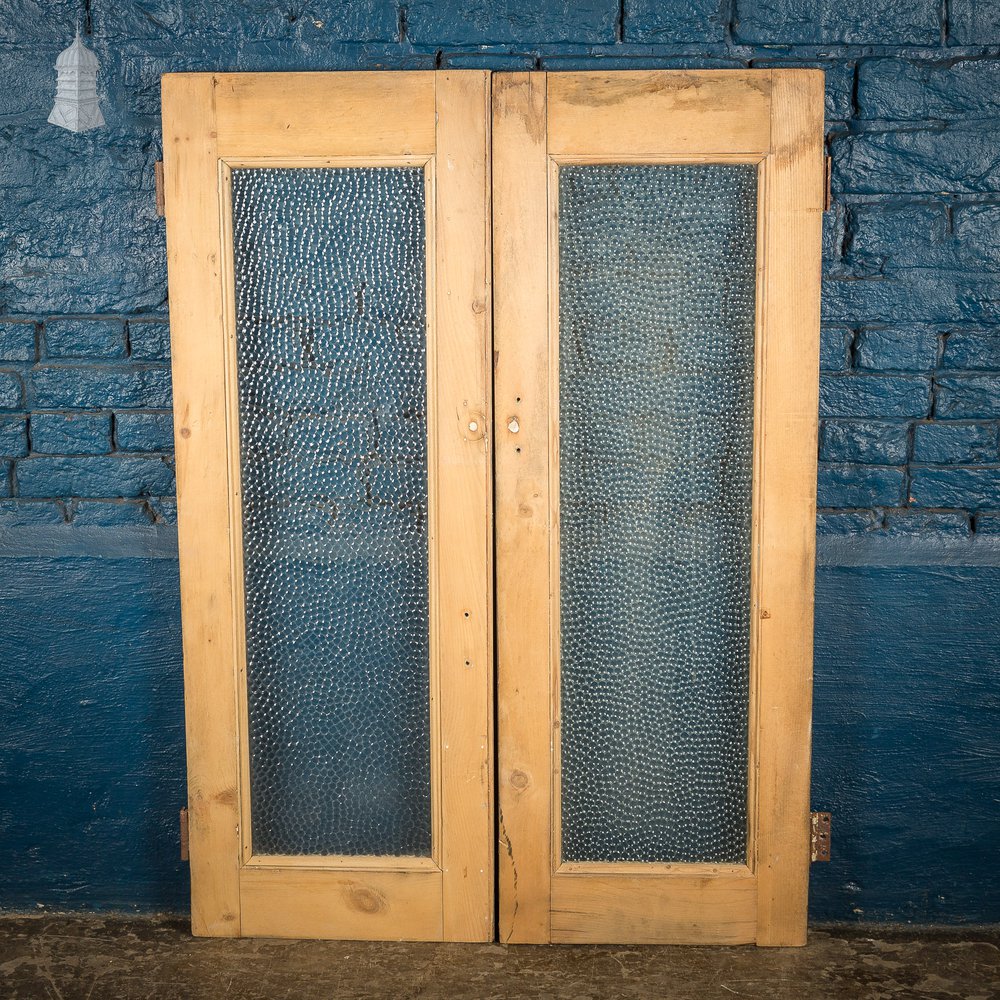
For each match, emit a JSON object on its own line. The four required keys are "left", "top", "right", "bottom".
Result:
{"left": 0, "top": 916, "right": 998, "bottom": 999}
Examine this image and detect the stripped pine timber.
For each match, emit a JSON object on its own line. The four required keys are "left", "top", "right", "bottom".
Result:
{"left": 164, "top": 70, "right": 494, "bottom": 942}
{"left": 492, "top": 71, "right": 552, "bottom": 945}
{"left": 240, "top": 869, "right": 443, "bottom": 941}
{"left": 547, "top": 71, "right": 772, "bottom": 158}
{"left": 162, "top": 73, "right": 242, "bottom": 938}
{"left": 435, "top": 70, "right": 495, "bottom": 943}
{"left": 214, "top": 72, "right": 436, "bottom": 158}
{"left": 245, "top": 855, "right": 440, "bottom": 872}
{"left": 494, "top": 69, "right": 823, "bottom": 947}
{"left": 551, "top": 871, "right": 757, "bottom": 945}
{"left": 753, "top": 68, "right": 825, "bottom": 948}
{"left": 166, "top": 67, "right": 821, "bottom": 946}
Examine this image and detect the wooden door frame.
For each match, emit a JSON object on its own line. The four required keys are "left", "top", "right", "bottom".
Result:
{"left": 162, "top": 70, "right": 494, "bottom": 941}
{"left": 493, "top": 69, "right": 824, "bottom": 947}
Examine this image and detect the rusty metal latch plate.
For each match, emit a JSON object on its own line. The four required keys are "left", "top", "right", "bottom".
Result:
{"left": 179, "top": 806, "right": 189, "bottom": 862}
{"left": 155, "top": 161, "right": 166, "bottom": 218}
{"left": 811, "top": 811, "right": 831, "bottom": 862}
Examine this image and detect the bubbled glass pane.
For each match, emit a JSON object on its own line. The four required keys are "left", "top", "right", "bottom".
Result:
{"left": 231, "top": 167, "right": 430, "bottom": 857}
{"left": 558, "top": 164, "right": 757, "bottom": 864}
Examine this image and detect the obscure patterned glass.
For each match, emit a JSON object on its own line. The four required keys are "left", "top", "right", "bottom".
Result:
{"left": 558, "top": 164, "right": 757, "bottom": 864}
{"left": 231, "top": 167, "right": 431, "bottom": 857}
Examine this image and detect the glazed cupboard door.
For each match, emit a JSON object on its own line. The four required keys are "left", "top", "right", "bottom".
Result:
{"left": 493, "top": 71, "right": 824, "bottom": 946}
{"left": 162, "top": 72, "right": 493, "bottom": 941}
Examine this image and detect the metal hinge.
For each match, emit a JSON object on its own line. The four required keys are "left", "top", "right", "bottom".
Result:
{"left": 179, "top": 806, "right": 190, "bottom": 861}
{"left": 823, "top": 155, "right": 833, "bottom": 212}
{"left": 155, "top": 161, "right": 166, "bottom": 218}
{"left": 811, "top": 811, "right": 831, "bottom": 862}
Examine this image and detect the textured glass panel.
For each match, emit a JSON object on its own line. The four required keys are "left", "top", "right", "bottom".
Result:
{"left": 231, "top": 167, "right": 430, "bottom": 857}
{"left": 558, "top": 164, "right": 757, "bottom": 864}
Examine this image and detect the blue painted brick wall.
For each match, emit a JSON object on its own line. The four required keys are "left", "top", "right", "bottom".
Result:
{"left": 1, "top": 0, "right": 998, "bottom": 924}
{"left": 0, "top": 6, "right": 995, "bottom": 537}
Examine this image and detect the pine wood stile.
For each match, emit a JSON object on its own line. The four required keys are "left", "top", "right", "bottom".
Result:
{"left": 162, "top": 73, "right": 243, "bottom": 938}
{"left": 493, "top": 71, "right": 553, "bottom": 945}
{"left": 434, "top": 70, "right": 496, "bottom": 944}
{"left": 753, "top": 69, "right": 824, "bottom": 948}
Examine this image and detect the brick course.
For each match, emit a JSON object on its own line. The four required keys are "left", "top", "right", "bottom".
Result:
{"left": 114, "top": 411, "right": 174, "bottom": 453}
{"left": 44, "top": 319, "right": 126, "bottom": 360}
{"left": 31, "top": 412, "right": 113, "bottom": 455}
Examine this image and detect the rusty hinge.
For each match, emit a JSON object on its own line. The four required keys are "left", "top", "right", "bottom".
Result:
{"left": 179, "top": 806, "right": 190, "bottom": 861}
{"left": 155, "top": 161, "right": 166, "bottom": 218}
{"left": 823, "top": 155, "right": 833, "bottom": 212}
{"left": 811, "top": 811, "right": 831, "bottom": 862}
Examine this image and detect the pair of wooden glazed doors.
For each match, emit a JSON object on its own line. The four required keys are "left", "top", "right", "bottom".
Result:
{"left": 162, "top": 69, "right": 823, "bottom": 946}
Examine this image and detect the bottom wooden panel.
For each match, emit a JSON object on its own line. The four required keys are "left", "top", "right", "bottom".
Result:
{"left": 239, "top": 867, "right": 444, "bottom": 940}
{"left": 550, "top": 871, "right": 757, "bottom": 945}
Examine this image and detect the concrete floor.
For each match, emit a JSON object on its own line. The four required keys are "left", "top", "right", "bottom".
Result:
{"left": 0, "top": 917, "right": 997, "bottom": 1000}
